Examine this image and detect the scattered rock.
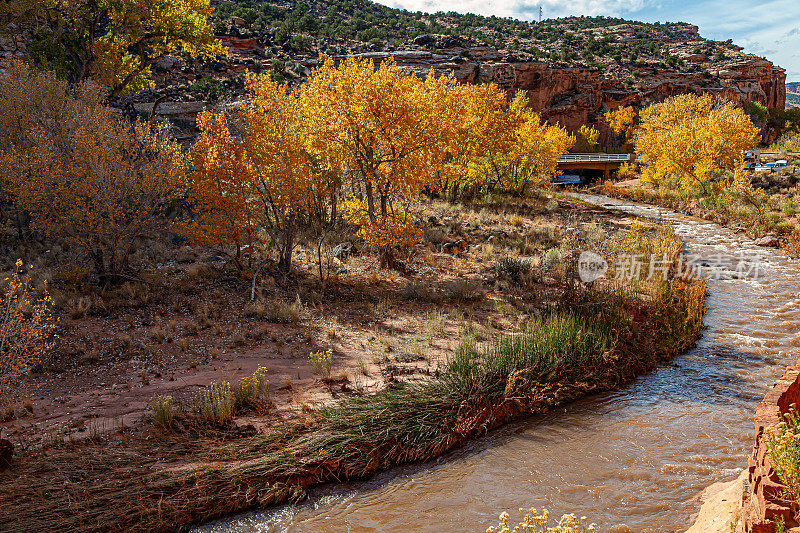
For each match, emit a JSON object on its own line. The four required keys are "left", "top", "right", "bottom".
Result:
{"left": 331, "top": 242, "right": 353, "bottom": 259}
{"left": 413, "top": 34, "right": 436, "bottom": 46}
{"left": 755, "top": 235, "right": 780, "bottom": 247}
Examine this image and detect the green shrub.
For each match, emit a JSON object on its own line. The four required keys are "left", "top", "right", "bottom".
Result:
{"left": 495, "top": 256, "right": 532, "bottom": 284}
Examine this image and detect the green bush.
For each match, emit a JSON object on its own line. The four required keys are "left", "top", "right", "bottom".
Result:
{"left": 495, "top": 256, "right": 531, "bottom": 284}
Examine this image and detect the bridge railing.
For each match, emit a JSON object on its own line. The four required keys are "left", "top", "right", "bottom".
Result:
{"left": 558, "top": 153, "right": 632, "bottom": 163}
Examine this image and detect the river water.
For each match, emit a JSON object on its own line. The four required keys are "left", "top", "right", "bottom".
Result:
{"left": 197, "top": 195, "right": 800, "bottom": 532}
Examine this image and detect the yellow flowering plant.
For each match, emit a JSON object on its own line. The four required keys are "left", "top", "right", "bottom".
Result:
{"left": 487, "top": 508, "right": 596, "bottom": 533}
{"left": 0, "top": 260, "right": 57, "bottom": 410}
{"left": 766, "top": 406, "right": 800, "bottom": 504}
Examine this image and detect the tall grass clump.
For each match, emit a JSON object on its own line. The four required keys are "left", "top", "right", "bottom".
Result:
{"left": 444, "top": 311, "right": 613, "bottom": 399}
{"left": 195, "top": 382, "right": 235, "bottom": 425}
{"left": 193, "top": 367, "right": 271, "bottom": 425}
{"left": 246, "top": 297, "right": 302, "bottom": 323}
{"left": 233, "top": 366, "right": 269, "bottom": 408}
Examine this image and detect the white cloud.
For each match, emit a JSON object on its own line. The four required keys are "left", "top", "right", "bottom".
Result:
{"left": 673, "top": 0, "right": 800, "bottom": 80}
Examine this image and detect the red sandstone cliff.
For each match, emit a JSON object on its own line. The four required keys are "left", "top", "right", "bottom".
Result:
{"left": 365, "top": 49, "right": 785, "bottom": 142}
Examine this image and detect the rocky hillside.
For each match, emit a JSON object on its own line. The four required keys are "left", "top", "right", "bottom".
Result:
{"left": 119, "top": 0, "right": 785, "bottom": 142}
{"left": 788, "top": 82, "right": 800, "bottom": 109}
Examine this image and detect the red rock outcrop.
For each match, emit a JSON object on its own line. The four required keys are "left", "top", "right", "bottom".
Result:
{"left": 351, "top": 50, "right": 786, "bottom": 143}
{"left": 466, "top": 58, "right": 783, "bottom": 142}
{"left": 742, "top": 364, "right": 800, "bottom": 533}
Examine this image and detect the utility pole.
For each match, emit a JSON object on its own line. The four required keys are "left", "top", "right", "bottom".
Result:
{"left": 539, "top": 5, "right": 542, "bottom": 23}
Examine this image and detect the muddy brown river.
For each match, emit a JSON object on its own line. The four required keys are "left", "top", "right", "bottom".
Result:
{"left": 197, "top": 195, "right": 798, "bottom": 532}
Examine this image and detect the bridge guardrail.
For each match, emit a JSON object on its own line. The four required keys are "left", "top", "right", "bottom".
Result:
{"left": 558, "top": 153, "right": 632, "bottom": 163}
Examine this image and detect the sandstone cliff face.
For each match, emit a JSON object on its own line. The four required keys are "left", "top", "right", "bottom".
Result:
{"left": 354, "top": 49, "right": 786, "bottom": 142}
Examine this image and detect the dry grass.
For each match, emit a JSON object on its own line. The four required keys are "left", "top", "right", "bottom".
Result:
{"left": 0, "top": 192, "right": 709, "bottom": 532}
{"left": 245, "top": 297, "right": 302, "bottom": 324}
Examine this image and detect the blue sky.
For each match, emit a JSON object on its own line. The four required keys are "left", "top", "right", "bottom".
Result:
{"left": 374, "top": 0, "right": 800, "bottom": 81}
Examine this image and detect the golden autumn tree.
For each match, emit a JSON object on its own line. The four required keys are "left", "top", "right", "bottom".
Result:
{"left": 91, "top": 0, "right": 226, "bottom": 97}
{"left": 0, "top": 61, "right": 186, "bottom": 281}
{"left": 184, "top": 110, "right": 262, "bottom": 271}
{"left": 19, "top": 0, "right": 224, "bottom": 97}
{"left": 576, "top": 124, "right": 600, "bottom": 152}
{"left": 476, "top": 94, "right": 574, "bottom": 195}
{"left": 242, "top": 72, "right": 317, "bottom": 272}
{"left": 431, "top": 81, "right": 517, "bottom": 201}
{"left": 0, "top": 260, "right": 57, "bottom": 409}
{"left": 634, "top": 93, "right": 761, "bottom": 193}
{"left": 300, "top": 56, "right": 451, "bottom": 265}
{"left": 605, "top": 106, "right": 638, "bottom": 138}
{"left": 188, "top": 73, "right": 316, "bottom": 273}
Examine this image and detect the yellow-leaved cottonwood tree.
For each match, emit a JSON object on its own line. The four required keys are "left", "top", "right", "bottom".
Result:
{"left": 475, "top": 94, "right": 575, "bottom": 196}
{"left": 242, "top": 72, "right": 319, "bottom": 272}
{"left": 15, "top": 0, "right": 225, "bottom": 97}
{"left": 605, "top": 106, "right": 638, "bottom": 139}
{"left": 189, "top": 55, "right": 574, "bottom": 272}
{"left": 634, "top": 93, "right": 761, "bottom": 192}
{"left": 430, "top": 82, "right": 512, "bottom": 201}
{"left": 301, "top": 56, "right": 453, "bottom": 266}
{"left": 185, "top": 110, "right": 261, "bottom": 271}
{"left": 189, "top": 73, "right": 319, "bottom": 273}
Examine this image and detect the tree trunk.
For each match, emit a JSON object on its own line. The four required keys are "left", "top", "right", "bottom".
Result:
{"left": 278, "top": 215, "right": 295, "bottom": 272}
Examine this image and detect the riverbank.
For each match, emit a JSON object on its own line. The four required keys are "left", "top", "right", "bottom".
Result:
{"left": 685, "top": 471, "right": 746, "bottom": 533}
{"left": 598, "top": 176, "right": 800, "bottom": 255}
{"left": 0, "top": 195, "right": 706, "bottom": 532}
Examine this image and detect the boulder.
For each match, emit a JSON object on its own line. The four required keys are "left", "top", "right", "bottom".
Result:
{"left": 755, "top": 235, "right": 780, "bottom": 247}
{"left": 331, "top": 243, "right": 353, "bottom": 259}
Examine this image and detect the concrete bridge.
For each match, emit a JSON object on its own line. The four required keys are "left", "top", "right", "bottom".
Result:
{"left": 557, "top": 153, "right": 634, "bottom": 179}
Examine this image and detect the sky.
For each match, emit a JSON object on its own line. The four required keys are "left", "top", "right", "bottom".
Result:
{"left": 374, "top": 0, "right": 800, "bottom": 81}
